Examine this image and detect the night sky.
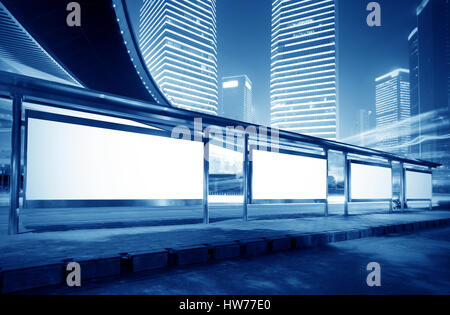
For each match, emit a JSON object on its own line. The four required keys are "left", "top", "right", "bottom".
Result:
{"left": 127, "top": 0, "right": 421, "bottom": 138}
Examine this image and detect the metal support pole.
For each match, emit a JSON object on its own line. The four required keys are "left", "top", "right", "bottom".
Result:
{"left": 343, "top": 152, "right": 349, "bottom": 216}
{"left": 324, "top": 149, "right": 329, "bottom": 217}
{"left": 400, "top": 163, "right": 406, "bottom": 211}
{"left": 429, "top": 167, "right": 433, "bottom": 211}
{"left": 203, "top": 136, "right": 209, "bottom": 224}
{"left": 8, "top": 95, "right": 22, "bottom": 235}
{"left": 389, "top": 160, "right": 394, "bottom": 213}
{"left": 243, "top": 133, "right": 250, "bottom": 222}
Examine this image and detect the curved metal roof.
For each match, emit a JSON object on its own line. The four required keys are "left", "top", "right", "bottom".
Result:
{"left": 0, "top": 2, "right": 81, "bottom": 87}
{"left": 1, "top": 0, "right": 169, "bottom": 105}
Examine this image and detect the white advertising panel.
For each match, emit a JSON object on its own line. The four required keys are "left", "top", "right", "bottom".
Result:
{"left": 252, "top": 150, "right": 327, "bottom": 200}
{"left": 406, "top": 171, "right": 432, "bottom": 200}
{"left": 350, "top": 163, "right": 392, "bottom": 200}
{"left": 26, "top": 117, "right": 204, "bottom": 200}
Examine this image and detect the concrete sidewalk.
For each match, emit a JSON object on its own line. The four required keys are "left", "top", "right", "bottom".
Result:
{"left": 0, "top": 209, "right": 450, "bottom": 294}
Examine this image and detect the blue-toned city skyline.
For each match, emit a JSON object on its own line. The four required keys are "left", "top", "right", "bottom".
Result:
{"left": 127, "top": 0, "right": 421, "bottom": 139}
{"left": 0, "top": 0, "right": 446, "bottom": 186}
{"left": 0, "top": 0, "right": 448, "bottom": 297}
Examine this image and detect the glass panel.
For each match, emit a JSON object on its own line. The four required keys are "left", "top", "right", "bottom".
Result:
{"left": 0, "top": 97, "right": 12, "bottom": 234}
{"left": 391, "top": 162, "right": 401, "bottom": 199}
{"left": 350, "top": 163, "right": 392, "bottom": 200}
{"left": 207, "top": 130, "right": 244, "bottom": 221}
{"left": 252, "top": 150, "right": 327, "bottom": 200}
{"left": 26, "top": 116, "right": 204, "bottom": 201}
{"left": 327, "top": 151, "right": 345, "bottom": 215}
{"left": 209, "top": 145, "right": 243, "bottom": 201}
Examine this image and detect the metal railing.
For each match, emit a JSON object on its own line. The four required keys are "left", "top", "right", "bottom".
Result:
{"left": 0, "top": 71, "right": 441, "bottom": 234}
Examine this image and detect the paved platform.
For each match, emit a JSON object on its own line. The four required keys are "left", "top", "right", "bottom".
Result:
{"left": 0, "top": 209, "right": 449, "bottom": 294}
{"left": 29, "top": 227, "right": 450, "bottom": 295}
{"left": 0, "top": 200, "right": 430, "bottom": 234}
{"left": 0, "top": 194, "right": 444, "bottom": 234}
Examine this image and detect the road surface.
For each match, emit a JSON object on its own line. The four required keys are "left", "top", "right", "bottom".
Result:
{"left": 28, "top": 226, "right": 450, "bottom": 295}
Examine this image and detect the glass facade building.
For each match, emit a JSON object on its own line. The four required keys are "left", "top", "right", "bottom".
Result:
{"left": 415, "top": 0, "right": 450, "bottom": 191}
{"left": 221, "top": 75, "right": 254, "bottom": 122}
{"left": 375, "top": 69, "right": 411, "bottom": 155}
{"left": 354, "top": 109, "right": 372, "bottom": 147}
{"left": 270, "top": 0, "right": 338, "bottom": 140}
{"left": 139, "top": 0, "right": 218, "bottom": 115}
{"left": 408, "top": 27, "right": 421, "bottom": 156}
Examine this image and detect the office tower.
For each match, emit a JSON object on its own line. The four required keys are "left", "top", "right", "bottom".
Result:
{"left": 270, "top": 0, "right": 338, "bottom": 140}
{"left": 375, "top": 69, "right": 411, "bottom": 155}
{"left": 408, "top": 27, "right": 421, "bottom": 156}
{"left": 139, "top": 0, "right": 218, "bottom": 115}
{"left": 221, "top": 75, "right": 254, "bottom": 122}
{"left": 415, "top": 0, "right": 450, "bottom": 190}
{"left": 416, "top": 0, "right": 450, "bottom": 156}
{"left": 354, "top": 109, "right": 372, "bottom": 147}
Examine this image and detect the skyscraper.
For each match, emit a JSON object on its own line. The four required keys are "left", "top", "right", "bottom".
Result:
{"left": 139, "top": 0, "right": 218, "bottom": 115}
{"left": 416, "top": 0, "right": 450, "bottom": 154}
{"left": 354, "top": 109, "right": 372, "bottom": 147}
{"left": 270, "top": 0, "right": 338, "bottom": 140}
{"left": 414, "top": 0, "right": 450, "bottom": 190}
{"left": 221, "top": 75, "right": 254, "bottom": 122}
{"left": 375, "top": 69, "right": 411, "bottom": 155}
{"left": 408, "top": 27, "right": 421, "bottom": 156}
{"left": 416, "top": 0, "right": 449, "bottom": 119}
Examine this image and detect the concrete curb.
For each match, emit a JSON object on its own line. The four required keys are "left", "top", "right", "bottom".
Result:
{"left": 1, "top": 217, "right": 450, "bottom": 294}
{"left": 170, "top": 245, "right": 209, "bottom": 266}
{"left": 345, "top": 229, "right": 361, "bottom": 241}
{"left": 290, "top": 233, "right": 313, "bottom": 249}
{"left": 329, "top": 230, "right": 347, "bottom": 242}
{"left": 269, "top": 236, "right": 292, "bottom": 252}
{"left": 209, "top": 242, "right": 241, "bottom": 260}
{"left": 238, "top": 238, "right": 269, "bottom": 257}
{"left": 129, "top": 250, "right": 169, "bottom": 273}
{"left": 1, "top": 263, "right": 63, "bottom": 294}
{"left": 75, "top": 255, "right": 122, "bottom": 281}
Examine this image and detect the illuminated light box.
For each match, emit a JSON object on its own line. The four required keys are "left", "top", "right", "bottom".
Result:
{"left": 350, "top": 162, "right": 392, "bottom": 200}
{"left": 252, "top": 150, "right": 327, "bottom": 200}
{"left": 406, "top": 171, "right": 432, "bottom": 200}
{"left": 25, "top": 116, "right": 204, "bottom": 201}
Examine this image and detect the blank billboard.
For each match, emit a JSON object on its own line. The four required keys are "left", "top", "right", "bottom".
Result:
{"left": 252, "top": 150, "right": 327, "bottom": 200}
{"left": 350, "top": 163, "right": 392, "bottom": 200}
{"left": 25, "top": 117, "right": 204, "bottom": 201}
{"left": 406, "top": 171, "right": 432, "bottom": 200}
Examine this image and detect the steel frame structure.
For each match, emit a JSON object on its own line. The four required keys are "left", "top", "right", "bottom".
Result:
{"left": 0, "top": 71, "right": 440, "bottom": 234}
